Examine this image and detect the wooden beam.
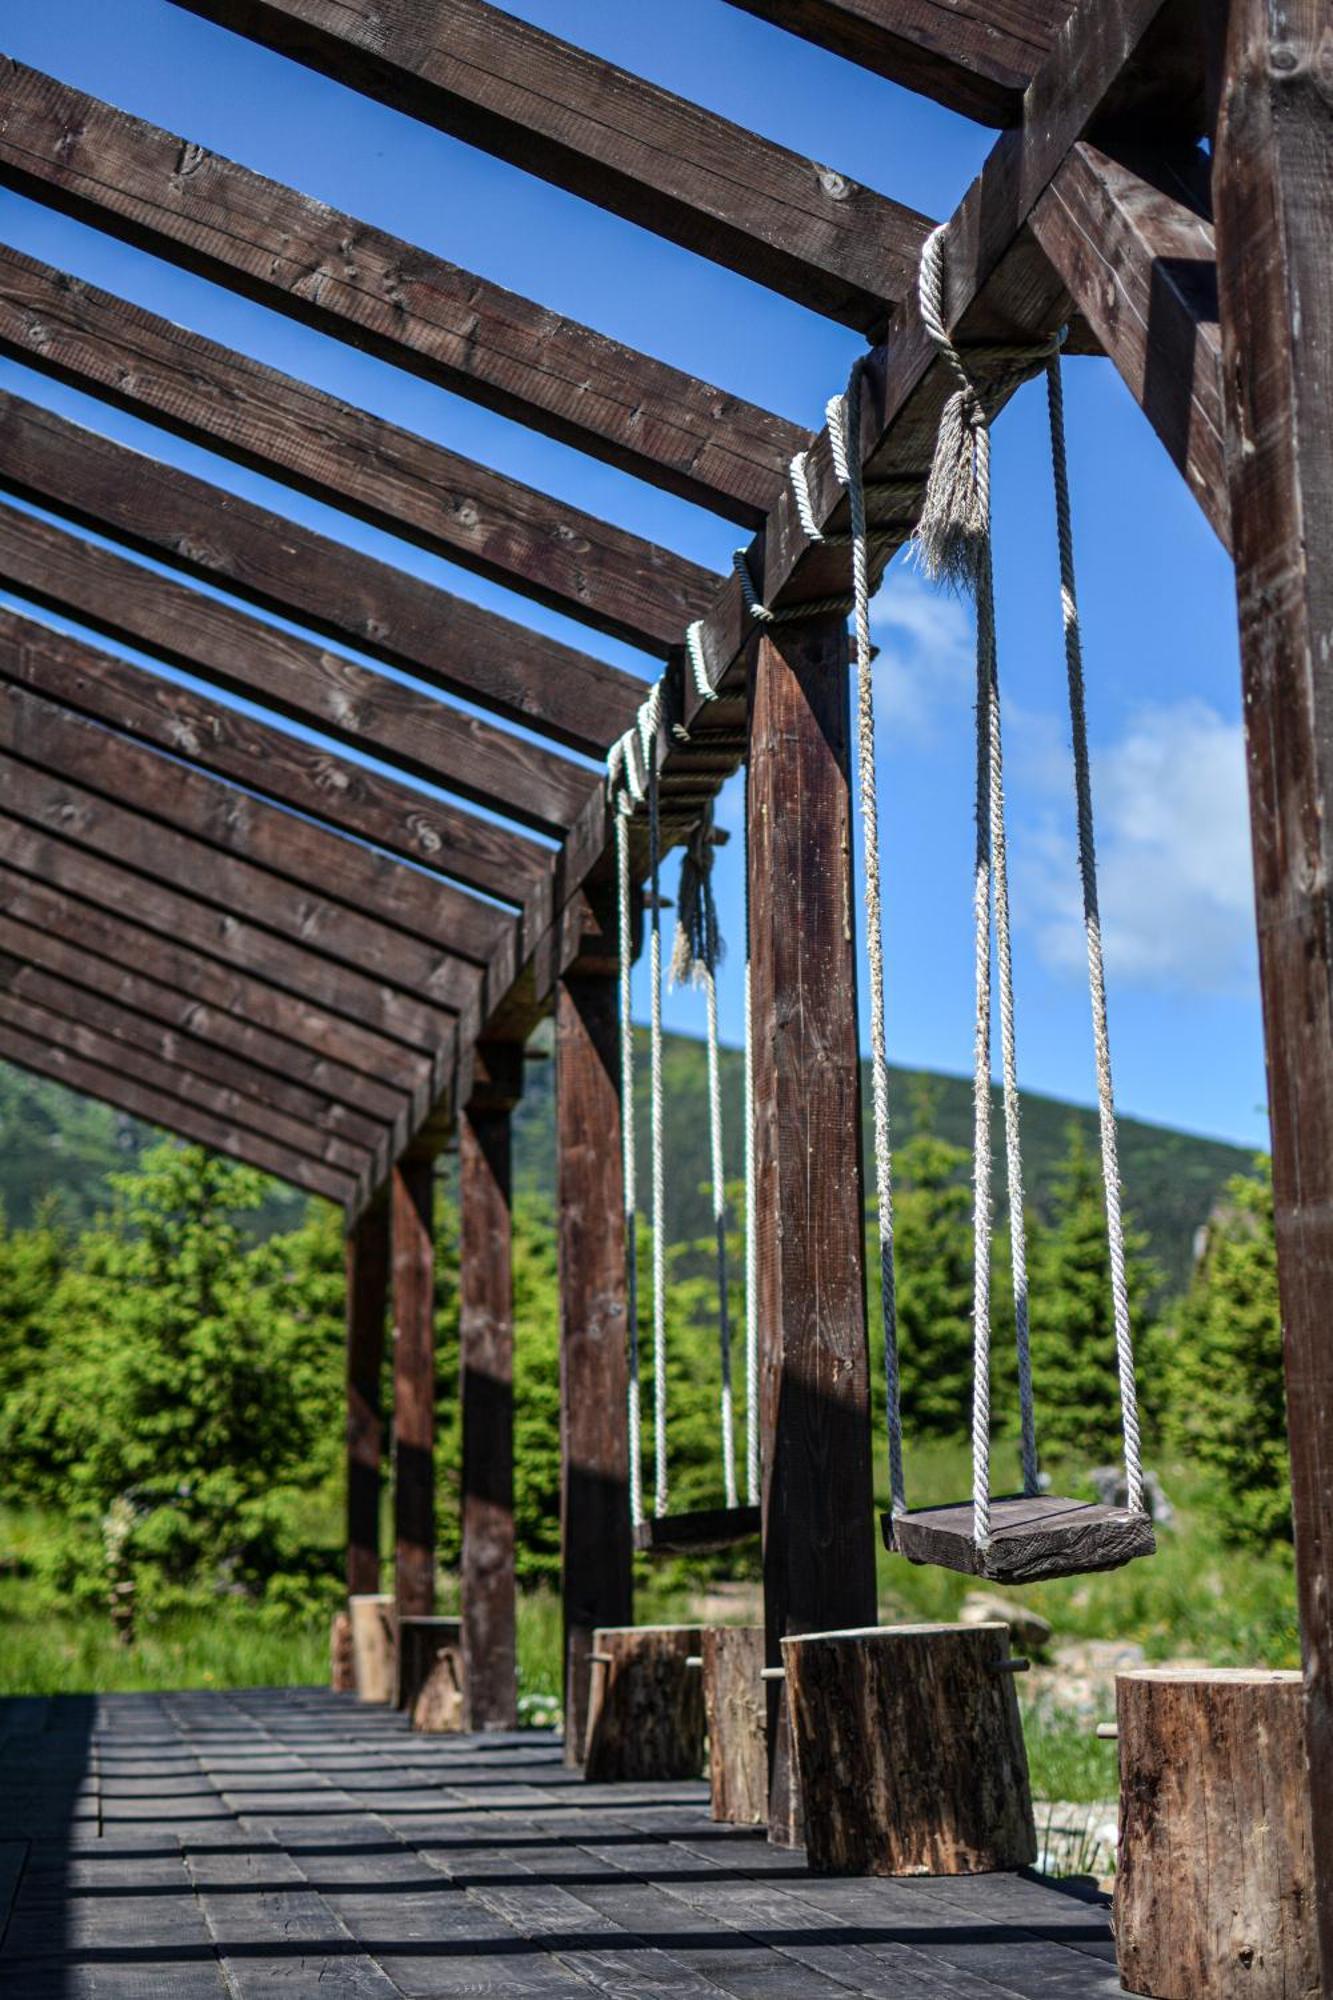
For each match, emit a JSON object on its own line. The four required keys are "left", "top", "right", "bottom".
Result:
{"left": 392, "top": 1156, "right": 436, "bottom": 1619}
{"left": 1211, "top": 0, "right": 1333, "bottom": 1980}
{"left": 0, "top": 246, "right": 719, "bottom": 657}
{"left": 0, "top": 394, "right": 643, "bottom": 765}
{"left": 1030, "top": 142, "right": 1228, "bottom": 547}
{"left": 459, "top": 1043, "right": 522, "bottom": 1732}
{"left": 0, "top": 605, "right": 528, "bottom": 974}
{"left": 0, "top": 67, "right": 804, "bottom": 529}
{"left": 0, "top": 1016, "right": 353, "bottom": 1204}
{"left": 748, "top": 616, "right": 876, "bottom": 1845}
{"left": 722, "top": 0, "right": 1065, "bottom": 127}
{"left": 555, "top": 967, "right": 633, "bottom": 1766}
{"left": 0, "top": 691, "right": 482, "bottom": 1033}
{"left": 169, "top": 0, "right": 933, "bottom": 336}
{"left": 0, "top": 505, "right": 594, "bottom": 849}
{"left": 346, "top": 1199, "right": 390, "bottom": 1598}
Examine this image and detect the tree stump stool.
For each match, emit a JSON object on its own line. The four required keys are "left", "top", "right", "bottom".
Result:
{"left": 1115, "top": 1668, "right": 1317, "bottom": 1998}
{"left": 330, "top": 1609, "right": 355, "bottom": 1692}
{"left": 396, "top": 1615, "right": 466, "bottom": 1733}
{"left": 348, "top": 1592, "right": 396, "bottom": 1703}
{"left": 782, "top": 1622, "right": 1036, "bottom": 1876}
{"left": 701, "top": 1626, "right": 767, "bottom": 1825}
{"left": 583, "top": 1625, "right": 705, "bottom": 1782}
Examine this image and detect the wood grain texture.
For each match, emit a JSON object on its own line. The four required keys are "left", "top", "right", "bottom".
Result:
{"left": 0, "top": 390, "right": 643, "bottom": 762}
{"left": 393, "top": 1158, "right": 436, "bottom": 1620}
{"left": 329, "top": 1609, "right": 355, "bottom": 1692}
{"left": 169, "top": 0, "right": 934, "bottom": 334}
{"left": 555, "top": 972, "right": 633, "bottom": 1768}
{"left": 0, "top": 65, "right": 803, "bottom": 528}
{"left": 583, "top": 1627, "right": 706, "bottom": 1783}
{"left": 0, "top": 505, "right": 592, "bottom": 846}
{"left": 1211, "top": 0, "right": 1333, "bottom": 1982}
{"left": 749, "top": 618, "right": 876, "bottom": 1847}
{"left": 346, "top": 1202, "right": 390, "bottom": 1600}
{"left": 633, "top": 1506, "right": 762, "bottom": 1555}
{"left": 782, "top": 1623, "right": 1036, "bottom": 1876}
{"left": 348, "top": 1592, "right": 396, "bottom": 1702}
{"left": 886, "top": 1494, "right": 1156, "bottom": 1584}
{"left": 0, "top": 245, "right": 718, "bottom": 654}
{"left": 1115, "top": 1669, "right": 1317, "bottom": 1998}
{"left": 1031, "top": 142, "right": 1228, "bottom": 546}
{"left": 701, "top": 1625, "right": 768, "bottom": 1827}
{"left": 395, "top": 1616, "right": 463, "bottom": 1720}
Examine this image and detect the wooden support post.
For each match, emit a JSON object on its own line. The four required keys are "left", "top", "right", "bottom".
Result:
{"left": 1115, "top": 1668, "right": 1317, "bottom": 1997}
{"left": 459, "top": 1044, "right": 522, "bottom": 1732}
{"left": 583, "top": 1626, "right": 706, "bottom": 1783}
{"left": 702, "top": 1625, "right": 767, "bottom": 1826}
{"left": 345, "top": 1199, "right": 389, "bottom": 1600}
{"left": 782, "top": 1623, "right": 1036, "bottom": 1876}
{"left": 1211, "top": 0, "right": 1333, "bottom": 1981}
{"left": 392, "top": 1157, "right": 436, "bottom": 1621}
{"left": 555, "top": 969, "right": 633, "bottom": 1767}
{"left": 747, "top": 618, "right": 877, "bottom": 1844}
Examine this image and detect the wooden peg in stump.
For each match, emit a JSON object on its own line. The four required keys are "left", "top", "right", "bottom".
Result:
{"left": 583, "top": 1625, "right": 705, "bottom": 1782}
{"left": 1115, "top": 1668, "right": 1317, "bottom": 1998}
{"left": 348, "top": 1593, "right": 396, "bottom": 1703}
{"left": 701, "top": 1626, "right": 767, "bottom": 1826}
{"left": 396, "top": 1615, "right": 466, "bottom": 1733}
{"left": 781, "top": 1623, "right": 1036, "bottom": 1875}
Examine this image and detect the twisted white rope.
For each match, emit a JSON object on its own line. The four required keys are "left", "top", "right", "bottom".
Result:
{"left": 614, "top": 802, "right": 644, "bottom": 1530}
{"left": 647, "top": 739, "right": 668, "bottom": 1517}
{"left": 1045, "top": 353, "right": 1144, "bottom": 1512}
{"left": 743, "top": 795, "right": 760, "bottom": 1506}
{"left": 827, "top": 367, "right": 904, "bottom": 1520}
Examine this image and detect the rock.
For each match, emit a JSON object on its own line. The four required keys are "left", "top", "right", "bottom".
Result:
{"left": 959, "top": 1592, "right": 1054, "bottom": 1657}
{"left": 1088, "top": 1465, "right": 1174, "bottom": 1526}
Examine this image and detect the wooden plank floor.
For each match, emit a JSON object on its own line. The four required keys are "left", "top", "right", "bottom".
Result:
{"left": 0, "top": 1687, "right": 1130, "bottom": 1998}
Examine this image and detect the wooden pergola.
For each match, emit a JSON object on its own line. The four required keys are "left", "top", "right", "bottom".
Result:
{"left": 0, "top": 0, "right": 1328, "bottom": 1972}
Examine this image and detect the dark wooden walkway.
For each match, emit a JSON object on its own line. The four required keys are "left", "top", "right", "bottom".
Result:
{"left": 0, "top": 1688, "right": 1126, "bottom": 1998}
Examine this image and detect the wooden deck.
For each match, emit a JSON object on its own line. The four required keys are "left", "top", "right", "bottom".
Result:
{"left": 0, "top": 1687, "right": 1127, "bottom": 1998}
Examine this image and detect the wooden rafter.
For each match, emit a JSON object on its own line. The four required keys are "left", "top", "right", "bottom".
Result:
{"left": 169, "top": 0, "right": 934, "bottom": 335}
{"left": 0, "top": 394, "right": 645, "bottom": 763}
{"left": 0, "top": 246, "right": 719, "bottom": 655}
{"left": 0, "top": 64, "right": 806, "bottom": 528}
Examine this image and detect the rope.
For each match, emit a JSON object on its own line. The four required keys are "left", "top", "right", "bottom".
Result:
{"left": 1045, "top": 353, "right": 1144, "bottom": 1514}
{"left": 614, "top": 803, "right": 644, "bottom": 1531}
{"left": 647, "top": 738, "right": 668, "bottom": 1517}
{"left": 743, "top": 791, "right": 760, "bottom": 1506}
{"left": 733, "top": 548, "right": 852, "bottom": 625}
{"left": 827, "top": 366, "right": 904, "bottom": 1520}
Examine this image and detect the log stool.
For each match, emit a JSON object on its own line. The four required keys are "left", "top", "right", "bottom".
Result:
{"left": 583, "top": 1625, "right": 705, "bottom": 1782}
{"left": 1115, "top": 1668, "right": 1317, "bottom": 1998}
{"left": 701, "top": 1626, "right": 767, "bottom": 1826}
{"left": 781, "top": 1622, "right": 1036, "bottom": 1875}
{"left": 330, "top": 1609, "right": 355, "bottom": 1693}
{"left": 348, "top": 1592, "right": 396, "bottom": 1703}
{"left": 396, "top": 1615, "right": 466, "bottom": 1733}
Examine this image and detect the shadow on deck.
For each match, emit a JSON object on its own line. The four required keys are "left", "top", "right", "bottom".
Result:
{"left": 0, "top": 1686, "right": 1125, "bottom": 1997}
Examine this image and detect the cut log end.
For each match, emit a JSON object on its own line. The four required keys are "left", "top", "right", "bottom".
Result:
{"left": 885, "top": 1493, "right": 1156, "bottom": 1583}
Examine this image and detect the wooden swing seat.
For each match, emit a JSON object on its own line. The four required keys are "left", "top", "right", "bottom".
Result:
{"left": 634, "top": 1504, "right": 761, "bottom": 1555}
{"left": 883, "top": 1493, "right": 1156, "bottom": 1585}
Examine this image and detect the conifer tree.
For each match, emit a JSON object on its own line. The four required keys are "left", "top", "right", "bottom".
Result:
{"left": 893, "top": 1127, "right": 975, "bottom": 1442}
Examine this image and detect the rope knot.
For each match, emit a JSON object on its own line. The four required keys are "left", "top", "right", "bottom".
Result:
{"left": 670, "top": 802, "right": 724, "bottom": 988}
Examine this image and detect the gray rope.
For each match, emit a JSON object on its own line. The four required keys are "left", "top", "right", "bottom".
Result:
{"left": 647, "top": 738, "right": 668, "bottom": 1518}
{"left": 1045, "top": 353, "right": 1144, "bottom": 1514}
{"left": 743, "top": 790, "right": 760, "bottom": 1506}
{"left": 614, "top": 802, "right": 644, "bottom": 1531}
{"left": 733, "top": 548, "right": 852, "bottom": 625}
{"left": 828, "top": 364, "right": 905, "bottom": 1520}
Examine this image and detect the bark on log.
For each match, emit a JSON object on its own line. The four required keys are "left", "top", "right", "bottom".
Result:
{"left": 330, "top": 1610, "right": 355, "bottom": 1693}
{"left": 702, "top": 1626, "right": 767, "bottom": 1826}
{"left": 782, "top": 1623, "right": 1036, "bottom": 1875}
{"left": 348, "top": 1593, "right": 396, "bottom": 1704}
{"left": 583, "top": 1626, "right": 706, "bottom": 1782}
{"left": 1115, "top": 1668, "right": 1318, "bottom": 1999}
{"left": 396, "top": 1615, "right": 465, "bottom": 1732}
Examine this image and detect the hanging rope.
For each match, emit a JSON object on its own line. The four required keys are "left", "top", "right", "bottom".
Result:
{"left": 742, "top": 791, "right": 760, "bottom": 1507}
{"left": 647, "top": 738, "right": 669, "bottom": 1518}
{"left": 1045, "top": 352, "right": 1145, "bottom": 1514}
{"left": 614, "top": 801, "right": 644, "bottom": 1530}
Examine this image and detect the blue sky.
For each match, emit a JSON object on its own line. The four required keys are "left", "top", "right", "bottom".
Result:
{"left": 0, "top": 0, "right": 1267, "bottom": 1150}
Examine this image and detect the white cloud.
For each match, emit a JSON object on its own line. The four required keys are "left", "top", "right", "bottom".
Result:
{"left": 869, "top": 569, "right": 972, "bottom": 737}
{"left": 1020, "top": 698, "right": 1256, "bottom": 994}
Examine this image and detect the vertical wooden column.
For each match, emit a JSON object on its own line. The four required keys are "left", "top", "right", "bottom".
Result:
{"left": 1212, "top": 0, "right": 1333, "bottom": 1980}
{"left": 345, "top": 1197, "right": 390, "bottom": 1598}
{"left": 459, "top": 1043, "right": 523, "bottom": 1732}
{"left": 392, "top": 1155, "right": 436, "bottom": 1620}
{"left": 556, "top": 963, "right": 633, "bottom": 1766}
{"left": 748, "top": 617, "right": 877, "bottom": 1844}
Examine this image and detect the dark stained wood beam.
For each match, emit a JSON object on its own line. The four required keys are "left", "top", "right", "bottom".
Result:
{"left": 393, "top": 1155, "right": 436, "bottom": 1618}
{"left": 169, "top": 0, "right": 933, "bottom": 336}
{"left": 0, "top": 246, "right": 719, "bottom": 656}
{"left": 0, "top": 393, "right": 644, "bottom": 763}
{"left": 723, "top": 0, "right": 1066, "bottom": 127}
{"left": 346, "top": 1199, "right": 391, "bottom": 1598}
{"left": 0, "top": 503, "right": 595, "bottom": 849}
{"left": 0, "top": 1016, "right": 354, "bottom": 1204}
{"left": 0, "top": 65, "right": 804, "bottom": 529}
{"left": 1031, "top": 142, "right": 1228, "bottom": 547}
{"left": 1211, "top": 0, "right": 1333, "bottom": 1977}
